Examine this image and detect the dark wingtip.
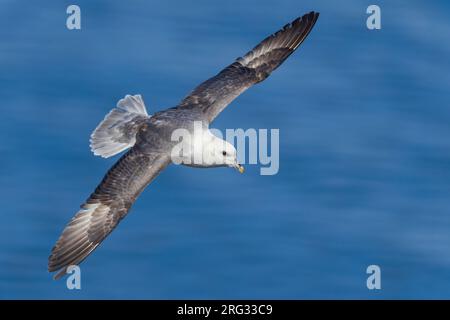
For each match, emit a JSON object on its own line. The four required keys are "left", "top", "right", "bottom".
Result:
{"left": 300, "top": 11, "right": 319, "bottom": 24}
{"left": 313, "top": 11, "right": 320, "bottom": 22}
{"left": 307, "top": 11, "right": 320, "bottom": 24}
{"left": 290, "top": 11, "right": 320, "bottom": 32}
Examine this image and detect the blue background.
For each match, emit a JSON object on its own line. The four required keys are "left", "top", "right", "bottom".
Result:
{"left": 1, "top": 0, "right": 450, "bottom": 299}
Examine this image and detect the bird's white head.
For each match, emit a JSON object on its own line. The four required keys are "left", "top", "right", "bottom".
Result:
{"left": 173, "top": 127, "right": 244, "bottom": 173}
{"left": 202, "top": 132, "right": 244, "bottom": 173}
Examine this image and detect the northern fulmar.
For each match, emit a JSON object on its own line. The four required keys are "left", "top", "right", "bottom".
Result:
{"left": 48, "top": 11, "right": 319, "bottom": 279}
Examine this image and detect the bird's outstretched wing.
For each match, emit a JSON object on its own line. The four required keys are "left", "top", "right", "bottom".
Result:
{"left": 177, "top": 11, "right": 319, "bottom": 123}
{"left": 48, "top": 148, "right": 170, "bottom": 279}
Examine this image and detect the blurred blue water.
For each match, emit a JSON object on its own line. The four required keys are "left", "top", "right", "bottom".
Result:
{"left": 1, "top": 0, "right": 450, "bottom": 299}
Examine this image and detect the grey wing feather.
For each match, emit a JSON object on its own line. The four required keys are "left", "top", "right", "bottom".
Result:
{"left": 48, "top": 148, "right": 170, "bottom": 279}
{"left": 177, "top": 11, "right": 319, "bottom": 123}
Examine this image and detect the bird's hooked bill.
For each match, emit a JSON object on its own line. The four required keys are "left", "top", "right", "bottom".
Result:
{"left": 235, "top": 163, "right": 245, "bottom": 174}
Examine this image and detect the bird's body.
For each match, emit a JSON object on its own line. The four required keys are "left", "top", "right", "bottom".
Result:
{"left": 48, "top": 11, "right": 320, "bottom": 279}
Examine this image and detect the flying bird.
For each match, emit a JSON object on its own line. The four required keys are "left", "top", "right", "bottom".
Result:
{"left": 48, "top": 11, "right": 319, "bottom": 279}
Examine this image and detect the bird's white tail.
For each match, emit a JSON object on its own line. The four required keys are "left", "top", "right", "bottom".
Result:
{"left": 90, "top": 94, "right": 150, "bottom": 158}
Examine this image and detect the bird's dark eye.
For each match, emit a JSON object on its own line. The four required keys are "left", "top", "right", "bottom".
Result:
{"left": 222, "top": 151, "right": 227, "bottom": 156}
